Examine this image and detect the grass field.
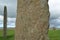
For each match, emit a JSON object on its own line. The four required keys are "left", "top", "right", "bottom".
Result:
{"left": 48, "top": 30, "right": 60, "bottom": 40}
{"left": 0, "top": 29, "right": 14, "bottom": 40}
{"left": 0, "top": 29, "right": 60, "bottom": 40}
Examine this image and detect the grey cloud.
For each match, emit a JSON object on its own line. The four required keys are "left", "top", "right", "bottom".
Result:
{"left": 0, "top": 0, "right": 17, "bottom": 18}
{"left": 49, "top": 17, "right": 60, "bottom": 28}
{"left": 50, "top": 10, "right": 60, "bottom": 19}
{"left": 0, "top": 15, "right": 16, "bottom": 27}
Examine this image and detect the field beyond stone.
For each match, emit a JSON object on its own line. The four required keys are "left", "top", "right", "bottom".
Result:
{"left": 0, "top": 29, "right": 60, "bottom": 40}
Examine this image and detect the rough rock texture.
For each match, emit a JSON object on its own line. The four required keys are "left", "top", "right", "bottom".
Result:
{"left": 15, "top": 0, "right": 50, "bottom": 40}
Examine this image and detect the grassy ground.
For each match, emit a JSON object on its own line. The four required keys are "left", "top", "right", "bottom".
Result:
{"left": 0, "top": 29, "right": 60, "bottom": 40}
{"left": 0, "top": 29, "right": 14, "bottom": 40}
{"left": 48, "top": 30, "right": 60, "bottom": 40}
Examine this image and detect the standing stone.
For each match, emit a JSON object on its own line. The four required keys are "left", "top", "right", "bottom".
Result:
{"left": 15, "top": 0, "right": 50, "bottom": 40}
{"left": 3, "top": 6, "right": 7, "bottom": 40}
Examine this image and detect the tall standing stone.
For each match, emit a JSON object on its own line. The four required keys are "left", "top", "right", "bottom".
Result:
{"left": 15, "top": 0, "right": 50, "bottom": 40}
{"left": 3, "top": 6, "right": 7, "bottom": 40}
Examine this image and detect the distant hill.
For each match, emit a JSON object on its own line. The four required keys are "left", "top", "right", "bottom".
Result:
{"left": 49, "top": 27, "right": 60, "bottom": 30}
{"left": 0, "top": 27, "right": 3, "bottom": 29}
{"left": 0, "top": 27, "right": 15, "bottom": 29}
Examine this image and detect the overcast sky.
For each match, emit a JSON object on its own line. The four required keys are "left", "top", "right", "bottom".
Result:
{"left": 0, "top": 0, "right": 60, "bottom": 28}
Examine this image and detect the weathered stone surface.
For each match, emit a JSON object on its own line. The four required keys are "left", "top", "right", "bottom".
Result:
{"left": 15, "top": 0, "right": 50, "bottom": 40}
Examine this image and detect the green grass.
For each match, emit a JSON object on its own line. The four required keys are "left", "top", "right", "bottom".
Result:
{"left": 0, "top": 29, "right": 60, "bottom": 40}
{"left": 48, "top": 30, "right": 60, "bottom": 40}
{"left": 0, "top": 29, "right": 14, "bottom": 40}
